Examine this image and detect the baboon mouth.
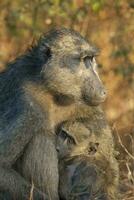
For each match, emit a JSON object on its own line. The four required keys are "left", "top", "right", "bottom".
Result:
{"left": 84, "top": 98, "right": 106, "bottom": 106}
{"left": 82, "top": 92, "right": 106, "bottom": 106}
{"left": 91, "top": 99, "right": 106, "bottom": 105}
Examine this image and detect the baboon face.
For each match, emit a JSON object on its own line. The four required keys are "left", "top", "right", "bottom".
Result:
{"left": 40, "top": 28, "right": 107, "bottom": 105}
{"left": 56, "top": 129, "right": 76, "bottom": 159}
{"left": 56, "top": 122, "right": 90, "bottom": 159}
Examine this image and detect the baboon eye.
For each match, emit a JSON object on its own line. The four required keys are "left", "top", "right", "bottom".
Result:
{"left": 83, "top": 56, "right": 94, "bottom": 69}
{"left": 67, "top": 137, "right": 76, "bottom": 145}
{"left": 59, "top": 130, "right": 68, "bottom": 140}
{"left": 59, "top": 129, "right": 76, "bottom": 144}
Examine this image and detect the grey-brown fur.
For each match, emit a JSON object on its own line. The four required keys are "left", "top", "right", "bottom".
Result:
{"left": 16, "top": 108, "right": 107, "bottom": 200}
{"left": 56, "top": 116, "right": 119, "bottom": 200}
{"left": 0, "top": 28, "right": 106, "bottom": 199}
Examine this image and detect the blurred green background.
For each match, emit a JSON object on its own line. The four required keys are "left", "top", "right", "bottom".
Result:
{"left": 0, "top": 1, "right": 134, "bottom": 198}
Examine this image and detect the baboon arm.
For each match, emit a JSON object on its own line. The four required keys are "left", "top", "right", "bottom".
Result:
{"left": 0, "top": 108, "right": 48, "bottom": 199}
{"left": 0, "top": 167, "right": 48, "bottom": 200}
{"left": 0, "top": 107, "right": 44, "bottom": 167}
{"left": 0, "top": 115, "right": 33, "bottom": 167}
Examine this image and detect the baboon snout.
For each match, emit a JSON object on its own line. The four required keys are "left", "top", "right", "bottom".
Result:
{"left": 98, "top": 87, "right": 107, "bottom": 102}
{"left": 82, "top": 77, "right": 107, "bottom": 106}
{"left": 88, "top": 142, "right": 99, "bottom": 155}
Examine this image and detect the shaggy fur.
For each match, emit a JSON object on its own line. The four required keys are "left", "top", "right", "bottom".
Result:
{"left": 0, "top": 28, "right": 106, "bottom": 199}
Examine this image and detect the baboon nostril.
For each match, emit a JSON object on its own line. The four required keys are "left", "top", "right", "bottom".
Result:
{"left": 101, "top": 89, "right": 107, "bottom": 99}
{"left": 88, "top": 142, "right": 99, "bottom": 155}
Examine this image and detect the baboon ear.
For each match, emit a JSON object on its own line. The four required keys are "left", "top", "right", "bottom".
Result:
{"left": 44, "top": 44, "right": 51, "bottom": 59}
{"left": 40, "top": 44, "right": 51, "bottom": 64}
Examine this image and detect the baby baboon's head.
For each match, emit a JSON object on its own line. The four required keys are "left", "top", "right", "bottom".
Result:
{"left": 40, "top": 28, "right": 107, "bottom": 106}
{"left": 56, "top": 121, "right": 91, "bottom": 159}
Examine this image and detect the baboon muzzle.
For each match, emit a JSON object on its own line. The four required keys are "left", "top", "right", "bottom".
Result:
{"left": 82, "top": 75, "right": 107, "bottom": 106}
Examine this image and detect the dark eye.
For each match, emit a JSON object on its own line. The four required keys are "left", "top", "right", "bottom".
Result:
{"left": 59, "top": 129, "right": 76, "bottom": 144}
{"left": 59, "top": 130, "right": 68, "bottom": 140}
{"left": 67, "top": 137, "right": 76, "bottom": 145}
{"left": 83, "top": 56, "right": 94, "bottom": 69}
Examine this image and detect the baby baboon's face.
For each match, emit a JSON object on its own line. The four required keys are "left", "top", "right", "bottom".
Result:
{"left": 56, "top": 129, "right": 76, "bottom": 159}
{"left": 41, "top": 28, "right": 107, "bottom": 106}
{"left": 56, "top": 122, "right": 91, "bottom": 159}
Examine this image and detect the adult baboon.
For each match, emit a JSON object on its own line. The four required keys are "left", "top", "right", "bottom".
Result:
{"left": 0, "top": 28, "right": 106, "bottom": 199}
{"left": 56, "top": 120, "right": 119, "bottom": 200}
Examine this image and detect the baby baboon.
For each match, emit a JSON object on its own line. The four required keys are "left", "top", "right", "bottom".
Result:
{"left": 0, "top": 28, "right": 106, "bottom": 199}
{"left": 56, "top": 120, "right": 119, "bottom": 200}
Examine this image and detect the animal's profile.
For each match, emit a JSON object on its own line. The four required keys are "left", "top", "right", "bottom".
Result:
{"left": 0, "top": 28, "right": 106, "bottom": 199}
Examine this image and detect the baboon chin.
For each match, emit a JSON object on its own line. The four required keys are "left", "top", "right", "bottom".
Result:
{"left": 56, "top": 120, "right": 119, "bottom": 200}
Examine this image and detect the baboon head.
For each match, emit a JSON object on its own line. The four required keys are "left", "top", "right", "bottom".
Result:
{"left": 56, "top": 121, "right": 91, "bottom": 159}
{"left": 39, "top": 28, "right": 107, "bottom": 105}
{"left": 56, "top": 121, "right": 100, "bottom": 159}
